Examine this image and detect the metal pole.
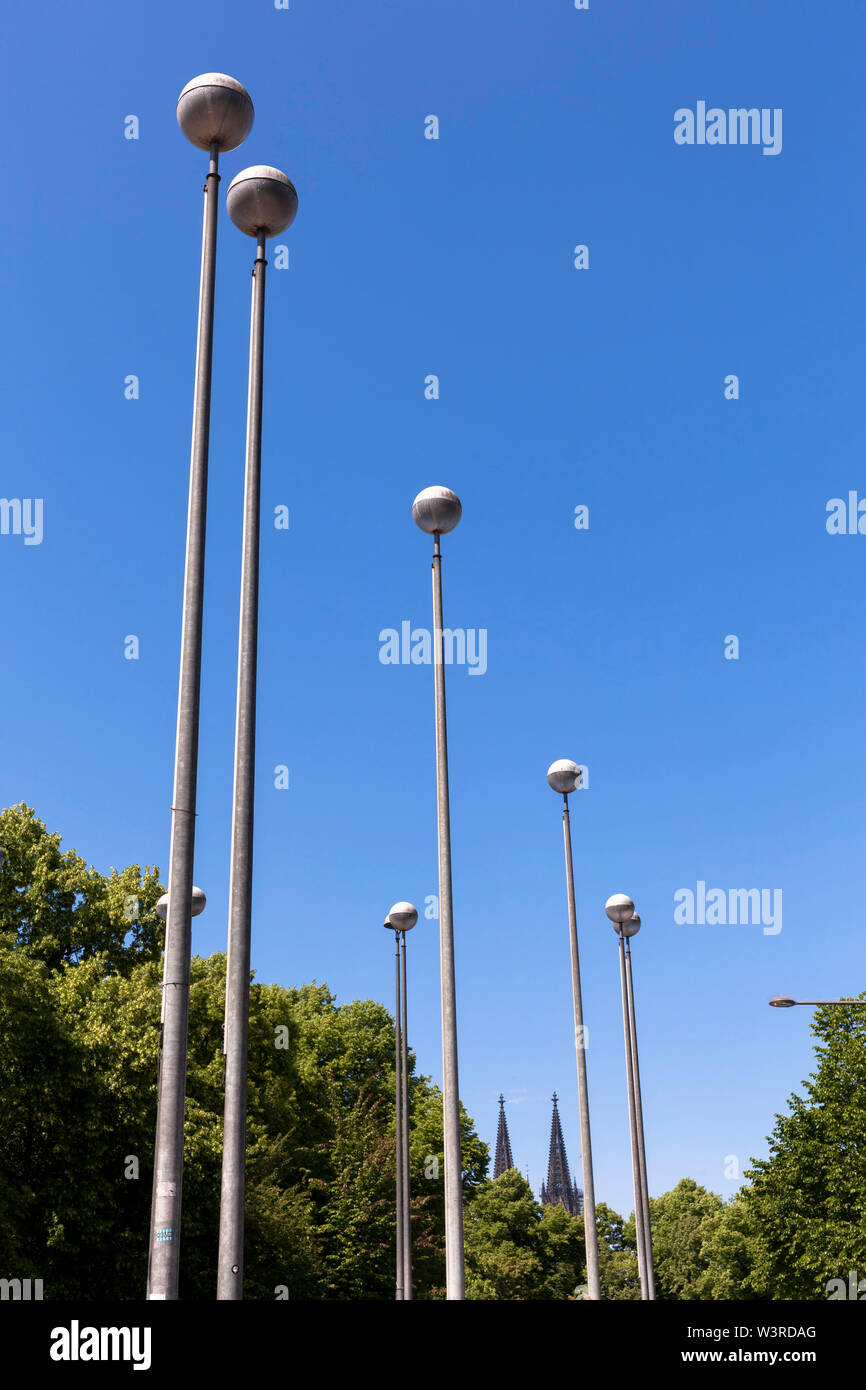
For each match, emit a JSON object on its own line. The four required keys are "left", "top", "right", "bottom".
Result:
{"left": 618, "top": 930, "right": 649, "bottom": 1298}
{"left": 431, "top": 533, "right": 465, "bottom": 1299}
{"left": 560, "top": 797, "right": 601, "bottom": 1301}
{"left": 625, "top": 935, "right": 655, "bottom": 1299}
{"left": 216, "top": 229, "right": 267, "bottom": 1299}
{"left": 394, "top": 931, "right": 405, "bottom": 1300}
{"left": 400, "top": 929, "right": 412, "bottom": 1299}
{"left": 147, "top": 140, "right": 220, "bottom": 1301}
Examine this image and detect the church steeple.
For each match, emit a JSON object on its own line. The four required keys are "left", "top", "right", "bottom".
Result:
{"left": 493, "top": 1094, "right": 515, "bottom": 1178}
{"left": 540, "top": 1093, "right": 583, "bottom": 1217}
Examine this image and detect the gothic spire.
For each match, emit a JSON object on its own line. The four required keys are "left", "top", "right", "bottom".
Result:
{"left": 493, "top": 1093, "right": 515, "bottom": 1178}
{"left": 540, "top": 1092, "right": 583, "bottom": 1217}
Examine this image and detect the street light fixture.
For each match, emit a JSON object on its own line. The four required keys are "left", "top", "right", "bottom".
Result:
{"left": 769, "top": 996, "right": 866, "bottom": 1008}
{"left": 156, "top": 888, "right": 206, "bottom": 922}
{"left": 546, "top": 758, "right": 601, "bottom": 1301}
{"left": 605, "top": 896, "right": 655, "bottom": 1301}
{"left": 217, "top": 164, "right": 298, "bottom": 1302}
{"left": 155, "top": 888, "right": 206, "bottom": 1024}
{"left": 412, "top": 485, "right": 465, "bottom": 1300}
{"left": 385, "top": 901, "right": 418, "bottom": 1301}
{"left": 147, "top": 74, "right": 253, "bottom": 1303}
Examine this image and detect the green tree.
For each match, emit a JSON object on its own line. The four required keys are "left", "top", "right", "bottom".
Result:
{"left": 595, "top": 1201, "right": 641, "bottom": 1300}
{"left": 310, "top": 1076, "right": 399, "bottom": 1299}
{"left": 741, "top": 998, "right": 866, "bottom": 1299}
{"left": 649, "top": 1178, "right": 726, "bottom": 1299}
{"left": 0, "top": 942, "right": 78, "bottom": 1281}
{"left": 464, "top": 1170, "right": 585, "bottom": 1300}
{"left": 0, "top": 811, "right": 490, "bottom": 1300}
{"left": 539, "top": 1201, "right": 591, "bottom": 1299}
{"left": 696, "top": 1197, "right": 760, "bottom": 1300}
{"left": 0, "top": 804, "right": 162, "bottom": 972}
{"left": 44, "top": 954, "right": 163, "bottom": 1298}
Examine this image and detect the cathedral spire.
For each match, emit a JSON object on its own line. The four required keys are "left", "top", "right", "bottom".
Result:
{"left": 540, "top": 1093, "right": 583, "bottom": 1217}
{"left": 493, "top": 1093, "right": 515, "bottom": 1178}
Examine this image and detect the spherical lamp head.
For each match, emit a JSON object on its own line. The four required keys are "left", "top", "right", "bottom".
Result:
{"left": 177, "top": 74, "right": 254, "bottom": 153}
{"left": 547, "top": 759, "right": 582, "bottom": 795}
{"left": 156, "top": 887, "right": 206, "bottom": 922}
{"left": 619, "top": 911, "right": 641, "bottom": 938}
{"left": 605, "top": 893, "right": 636, "bottom": 925}
{"left": 384, "top": 901, "right": 418, "bottom": 933}
{"left": 226, "top": 166, "right": 298, "bottom": 238}
{"left": 769, "top": 995, "right": 796, "bottom": 1008}
{"left": 412, "top": 486, "right": 462, "bottom": 535}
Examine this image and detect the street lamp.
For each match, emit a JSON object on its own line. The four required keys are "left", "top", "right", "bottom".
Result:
{"left": 605, "top": 894, "right": 646, "bottom": 1299}
{"left": 605, "top": 895, "right": 655, "bottom": 1301}
{"left": 147, "top": 74, "right": 253, "bottom": 1303}
{"left": 155, "top": 888, "right": 206, "bottom": 923}
{"left": 154, "top": 889, "right": 207, "bottom": 1025}
{"left": 546, "top": 758, "right": 600, "bottom": 1301}
{"left": 385, "top": 901, "right": 418, "bottom": 1301}
{"left": 412, "top": 484, "right": 465, "bottom": 1300}
{"left": 769, "top": 996, "right": 866, "bottom": 1008}
{"left": 217, "top": 165, "right": 298, "bottom": 1302}
{"left": 621, "top": 910, "right": 655, "bottom": 1302}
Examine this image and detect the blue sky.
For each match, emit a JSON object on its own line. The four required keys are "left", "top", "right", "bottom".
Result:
{"left": 2, "top": 0, "right": 865, "bottom": 1218}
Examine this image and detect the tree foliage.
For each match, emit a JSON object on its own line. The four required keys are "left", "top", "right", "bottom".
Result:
{"left": 4, "top": 804, "right": 866, "bottom": 1301}
{"left": 0, "top": 805, "right": 487, "bottom": 1299}
{"left": 0, "top": 804, "right": 162, "bottom": 972}
{"left": 741, "top": 999, "right": 866, "bottom": 1299}
{"left": 649, "top": 1179, "right": 729, "bottom": 1300}
{"left": 464, "top": 1169, "right": 586, "bottom": 1300}
{"left": 595, "top": 1201, "right": 641, "bottom": 1300}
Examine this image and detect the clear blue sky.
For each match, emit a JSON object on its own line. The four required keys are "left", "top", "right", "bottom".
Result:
{"left": 2, "top": 0, "right": 865, "bottom": 1218}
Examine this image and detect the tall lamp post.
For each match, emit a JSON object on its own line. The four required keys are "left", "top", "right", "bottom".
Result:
{"left": 623, "top": 911, "right": 655, "bottom": 1300}
{"left": 147, "top": 74, "right": 254, "bottom": 1302}
{"left": 217, "top": 166, "right": 298, "bottom": 1301}
{"left": 546, "top": 759, "right": 601, "bottom": 1300}
{"left": 412, "top": 485, "right": 465, "bottom": 1300}
{"left": 605, "top": 894, "right": 655, "bottom": 1300}
{"left": 148, "top": 887, "right": 206, "bottom": 1298}
{"left": 385, "top": 901, "right": 418, "bottom": 1300}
